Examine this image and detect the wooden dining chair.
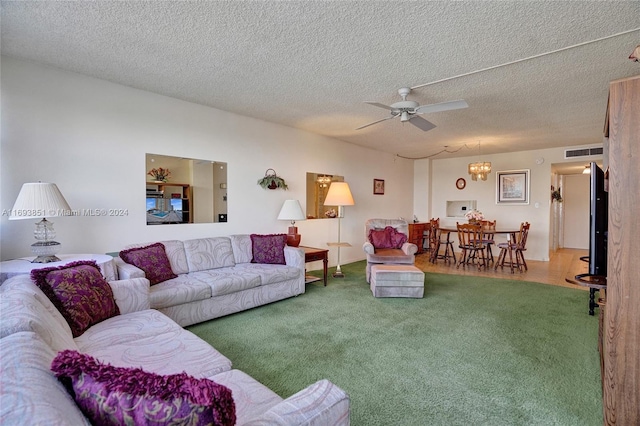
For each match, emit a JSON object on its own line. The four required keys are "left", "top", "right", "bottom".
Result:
{"left": 456, "top": 222, "right": 487, "bottom": 270}
{"left": 428, "top": 218, "right": 456, "bottom": 264}
{"left": 495, "top": 222, "right": 530, "bottom": 273}
{"left": 481, "top": 220, "right": 496, "bottom": 262}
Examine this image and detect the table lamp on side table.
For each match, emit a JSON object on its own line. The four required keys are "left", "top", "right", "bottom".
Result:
{"left": 324, "top": 182, "right": 355, "bottom": 278}
{"left": 9, "top": 182, "right": 72, "bottom": 263}
{"left": 277, "top": 199, "right": 306, "bottom": 247}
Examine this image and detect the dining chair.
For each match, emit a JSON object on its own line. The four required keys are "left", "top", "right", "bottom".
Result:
{"left": 428, "top": 218, "right": 456, "bottom": 264}
{"left": 456, "top": 222, "right": 487, "bottom": 270}
{"left": 494, "top": 222, "right": 530, "bottom": 273}
{"left": 481, "top": 220, "right": 497, "bottom": 262}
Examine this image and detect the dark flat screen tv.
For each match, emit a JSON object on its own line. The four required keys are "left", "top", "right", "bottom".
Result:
{"left": 588, "top": 162, "right": 608, "bottom": 276}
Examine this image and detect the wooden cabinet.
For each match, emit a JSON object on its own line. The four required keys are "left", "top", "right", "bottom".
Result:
{"left": 408, "top": 223, "right": 429, "bottom": 254}
{"left": 602, "top": 75, "right": 640, "bottom": 424}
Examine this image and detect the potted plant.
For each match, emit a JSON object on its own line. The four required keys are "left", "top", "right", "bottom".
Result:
{"left": 551, "top": 187, "right": 563, "bottom": 202}
{"left": 464, "top": 209, "right": 484, "bottom": 224}
{"left": 258, "top": 169, "right": 288, "bottom": 190}
{"left": 148, "top": 167, "right": 171, "bottom": 183}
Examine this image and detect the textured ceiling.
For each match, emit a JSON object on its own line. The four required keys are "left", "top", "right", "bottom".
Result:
{"left": 1, "top": 1, "right": 639, "bottom": 159}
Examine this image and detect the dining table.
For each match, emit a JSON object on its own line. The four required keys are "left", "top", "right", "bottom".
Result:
{"left": 433, "top": 225, "right": 523, "bottom": 265}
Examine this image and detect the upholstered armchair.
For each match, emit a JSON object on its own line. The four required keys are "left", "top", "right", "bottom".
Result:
{"left": 363, "top": 218, "right": 418, "bottom": 282}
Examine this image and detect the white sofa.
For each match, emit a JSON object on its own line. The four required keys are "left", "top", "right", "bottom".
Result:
{"left": 115, "top": 235, "right": 306, "bottom": 327}
{"left": 0, "top": 274, "right": 351, "bottom": 425}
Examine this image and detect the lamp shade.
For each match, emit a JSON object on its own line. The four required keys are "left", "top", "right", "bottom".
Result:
{"left": 9, "top": 183, "right": 72, "bottom": 220}
{"left": 277, "top": 200, "right": 305, "bottom": 221}
{"left": 324, "top": 182, "right": 355, "bottom": 206}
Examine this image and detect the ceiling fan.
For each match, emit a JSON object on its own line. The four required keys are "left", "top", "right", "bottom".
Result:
{"left": 356, "top": 87, "right": 468, "bottom": 131}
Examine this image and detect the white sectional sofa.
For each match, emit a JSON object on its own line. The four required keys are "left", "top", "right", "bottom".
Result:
{"left": 115, "top": 235, "right": 306, "bottom": 327}
{"left": 0, "top": 273, "right": 351, "bottom": 425}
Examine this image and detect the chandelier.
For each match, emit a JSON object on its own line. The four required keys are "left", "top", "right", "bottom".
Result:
{"left": 468, "top": 141, "right": 491, "bottom": 181}
{"left": 317, "top": 175, "right": 332, "bottom": 187}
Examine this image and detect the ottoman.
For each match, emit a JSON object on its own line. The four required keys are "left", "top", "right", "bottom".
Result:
{"left": 370, "top": 264, "right": 425, "bottom": 298}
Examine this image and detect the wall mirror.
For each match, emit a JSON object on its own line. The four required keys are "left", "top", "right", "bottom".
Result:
{"left": 146, "top": 153, "right": 227, "bottom": 225}
{"left": 305, "top": 172, "right": 344, "bottom": 219}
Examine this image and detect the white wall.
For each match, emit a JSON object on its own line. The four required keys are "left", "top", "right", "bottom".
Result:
{"left": 562, "top": 173, "right": 590, "bottom": 249}
{"left": 415, "top": 149, "right": 600, "bottom": 261}
{"left": 0, "top": 57, "right": 415, "bottom": 269}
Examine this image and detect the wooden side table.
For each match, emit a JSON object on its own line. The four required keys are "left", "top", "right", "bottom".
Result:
{"left": 565, "top": 273, "right": 607, "bottom": 316}
{"left": 300, "top": 246, "right": 328, "bottom": 286}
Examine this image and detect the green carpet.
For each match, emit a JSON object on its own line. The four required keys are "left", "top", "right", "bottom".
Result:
{"left": 188, "top": 261, "right": 602, "bottom": 425}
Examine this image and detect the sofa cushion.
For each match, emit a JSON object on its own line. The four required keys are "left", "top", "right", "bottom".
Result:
{"left": 366, "top": 248, "right": 415, "bottom": 264}
{"left": 250, "top": 234, "right": 287, "bottom": 264}
{"left": 184, "top": 237, "right": 235, "bottom": 272}
{"left": 0, "top": 331, "right": 90, "bottom": 425}
{"left": 230, "top": 234, "right": 254, "bottom": 264}
{"left": 149, "top": 274, "right": 212, "bottom": 309}
{"left": 30, "top": 261, "right": 120, "bottom": 338}
{"left": 191, "top": 269, "right": 262, "bottom": 297}
{"left": 74, "top": 309, "right": 232, "bottom": 378}
{"left": 52, "top": 350, "right": 236, "bottom": 426}
{"left": 120, "top": 242, "right": 178, "bottom": 285}
{"left": 233, "top": 263, "right": 302, "bottom": 285}
{"left": 0, "top": 275, "right": 78, "bottom": 352}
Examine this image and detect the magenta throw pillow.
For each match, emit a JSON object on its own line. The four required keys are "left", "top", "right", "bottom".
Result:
{"left": 31, "top": 261, "right": 120, "bottom": 338}
{"left": 388, "top": 227, "right": 408, "bottom": 248}
{"left": 250, "top": 234, "right": 287, "bottom": 264}
{"left": 51, "top": 350, "right": 236, "bottom": 426}
{"left": 369, "top": 227, "right": 407, "bottom": 249}
{"left": 119, "top": 242, "right": 177, "bottom": 285}
{"left": 369, "top": 228, "right": 392, "bottom": 248}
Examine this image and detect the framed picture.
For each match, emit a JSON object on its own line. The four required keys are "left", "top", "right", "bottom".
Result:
{"left": 496, "top": 169, "right": 530, "bottom": 204}
{"left": 373, "top": 179, "right": 385, "bottom": 195}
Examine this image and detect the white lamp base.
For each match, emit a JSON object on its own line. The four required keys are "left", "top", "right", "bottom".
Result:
{"left": 31, "top": 241, "right": 62, "bottom": 263}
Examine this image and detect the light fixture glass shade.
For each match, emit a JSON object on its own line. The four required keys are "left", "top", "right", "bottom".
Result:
{"left": 583, "top": 165, "right": 591, "bottom": 174}
{"left": 9, "top": 183, "right": 72, "bottom": 220}
{"left": 324, "top": 182, "right": 355, "bottom": 206}
{"left": 468, "top": 162, "right": 492, "bottom": 181}
{"left": 277, "top": 200, "right": 305, "bottom": 223}
{"left": 9, "top": 182, "right": 72, "bottom": 263}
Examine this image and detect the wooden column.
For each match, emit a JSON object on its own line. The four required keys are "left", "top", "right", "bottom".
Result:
{"left": 603, "top": 75, "right": 640, "bottom": 425}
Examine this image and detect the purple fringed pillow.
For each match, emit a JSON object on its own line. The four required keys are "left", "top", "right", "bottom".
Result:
{"left": 51, "top": 350, "right": 236, "bottom": 426}
{"left": 388, "top": 227, "right": 408, "bottom": 249}
{"left": 250, "top": 234, "right": 287, "bottom": 264}
{"left": 368, "top": 228, "right": 392, "bottom": 248}
{"left": 119, "top": 242, "right": 177, "bottom": 285}
{"left": 31, "top": 261, "right": 120, "bottom": 338}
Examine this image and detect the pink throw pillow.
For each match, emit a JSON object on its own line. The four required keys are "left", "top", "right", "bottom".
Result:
{"left": 250, "top": 234, "right": 287, "bottom": 264}
{"left": 51, "top": 350, "right": 236, "bottom": 426}
{"left": 31, "top": 261, "right": 120, "bottom": 338}
{"left": 119, "top": 242, "right": 177, "bottom": 285}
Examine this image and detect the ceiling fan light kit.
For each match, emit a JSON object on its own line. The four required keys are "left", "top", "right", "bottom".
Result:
{"left": 357, "top": 87, "right": 468, "bottom": 131}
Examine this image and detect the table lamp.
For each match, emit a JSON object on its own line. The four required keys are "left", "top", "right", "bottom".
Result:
{"left": 277, "top": 199, "right": 306, "bottom": 247}
{"left": 324, "top": 182, "right": 355, "bottom": 278}
{"left": 9, "top": 182, "right": 72, "bottom": 263}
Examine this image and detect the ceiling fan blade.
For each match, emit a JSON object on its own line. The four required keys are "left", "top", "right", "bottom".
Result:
{"left": 364, "top": 101, "right": 395, "bottom": 111}
{"left": 415, "top": 99, "right": 468, "bottom": 114}
{"left": 408, "top": 115, "right": 436, "bottom": 131}
{"left": 355, "top": 115, "right": 397, "bottom": 130}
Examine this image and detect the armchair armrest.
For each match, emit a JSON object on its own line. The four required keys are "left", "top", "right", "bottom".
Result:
{"left": 114, "top": 257, "right": 145, "bottom": 279}
{"left": 284, "top": 246, "right": 305, "bottom": 271}
{"left": 401, "top": 242, "right": 418, "bottom": 256}
{"left": 363, "top": 241, "right": 375, "bottom": 254}
{"left": 245, "top": 379, "right": 350, "bottom": 426}
{"left": 108, "top": 278, "right": 150, "bottom": 314}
